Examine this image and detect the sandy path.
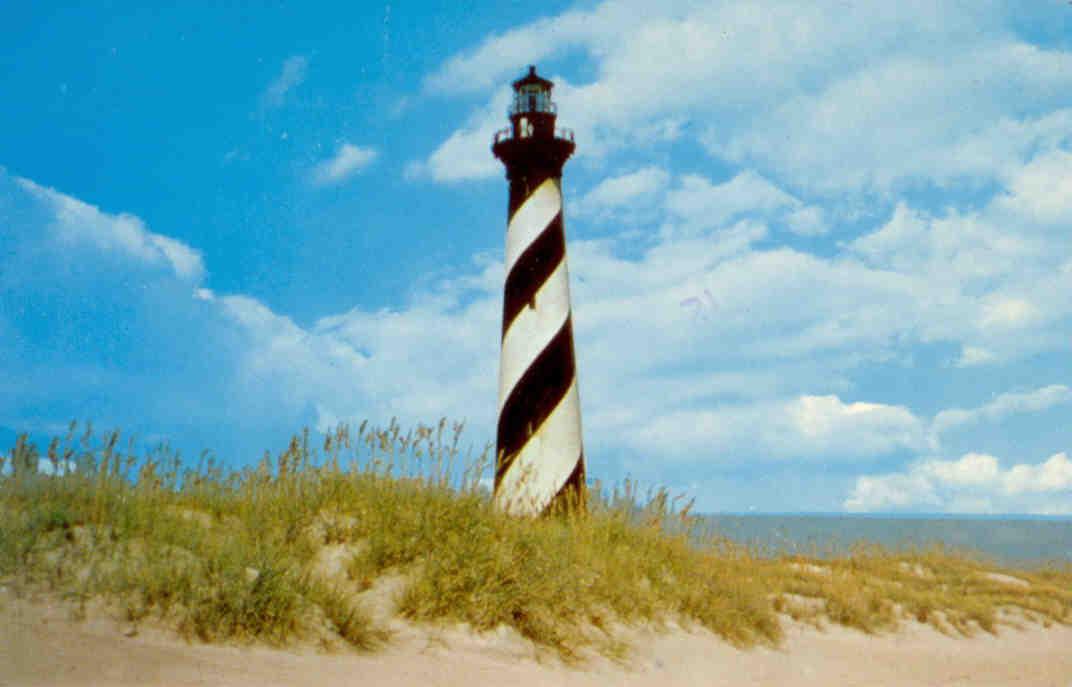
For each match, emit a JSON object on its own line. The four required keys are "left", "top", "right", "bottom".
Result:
{"left": 3, "top": 588, "right": 1071, "bottom": 687}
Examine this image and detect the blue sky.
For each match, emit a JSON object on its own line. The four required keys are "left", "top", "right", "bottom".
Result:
{"left": 3, "top": 1, "right": 1072, "bottom": 515}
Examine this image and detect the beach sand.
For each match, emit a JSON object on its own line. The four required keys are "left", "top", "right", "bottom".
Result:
{"left": 3, "top": 586, "right": 1071, "bottom": 687}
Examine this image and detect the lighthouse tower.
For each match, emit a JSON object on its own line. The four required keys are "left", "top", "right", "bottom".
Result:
{"left": 491, "top": 66, "right": 585, "bottom": 516}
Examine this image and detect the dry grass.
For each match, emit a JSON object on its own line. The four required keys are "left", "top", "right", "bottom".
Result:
{"left": 759, "top": 544, "right": 1072, "bottom": 636}
{"left": 1, "top": 420, "right": 1070, "bottom": 661}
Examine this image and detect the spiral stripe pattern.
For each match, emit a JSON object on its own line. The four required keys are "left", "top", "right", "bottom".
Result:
{"left": 494, "top": 177, "right": 585, "bottom": 516}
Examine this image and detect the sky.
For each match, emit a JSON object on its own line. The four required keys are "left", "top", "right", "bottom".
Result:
{"left": 2, "top": 0, "right": 1072, "bottom": 515}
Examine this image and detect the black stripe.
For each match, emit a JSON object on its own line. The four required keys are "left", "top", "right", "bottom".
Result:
{"left": 507, "top": 172, "right": 556, "bottom": 223}
{"left": 543, "top": 454, "right": 586, "bottom": 515}
{"left": 495, "top": 317, "right": 576, "bottom": 483}
{"left": 502, "top": 213, "right": 564, "bottom": 337}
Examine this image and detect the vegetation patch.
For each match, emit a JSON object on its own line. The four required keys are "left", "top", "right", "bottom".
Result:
{"left": 2, "top": 421, "right": 1070, "bottom": 661}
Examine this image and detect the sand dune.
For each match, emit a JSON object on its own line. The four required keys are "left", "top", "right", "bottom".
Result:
{"left": 3, "top": 587, "right": 1071, "bottom": 687}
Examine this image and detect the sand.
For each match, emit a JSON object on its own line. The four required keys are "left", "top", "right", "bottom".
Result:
{"left": 3, "top": 586, "right": 1071, "bottom": 687}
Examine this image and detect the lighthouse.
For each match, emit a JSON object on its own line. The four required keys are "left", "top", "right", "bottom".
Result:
{"left": 491, "top": 66, "right": 586, "bottom": 516}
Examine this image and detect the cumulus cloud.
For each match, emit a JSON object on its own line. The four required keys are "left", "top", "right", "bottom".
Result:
{"left": 666, "top": 172, "right": 794, "bottom": 222}
{"left": 845, "top": 452, "right": 1072, "bottom": 514}
{"left": 421, "top": 0, "right": 1072, "bottom": 193}
{"left": 991, "top": 148, "right": 1072, "bottom": 228}
{"left": 14, "top": 176, "right": 204, "bottom": 281}
{"left": 575, "top": 168, "right": 827, "bottom": 242}
{"left": 710, "top": 45, "right": 1072, "bottom": 192}
{"left": 0, "top": 171, "right": 250, "bottom": 453}
{"left": 662, "top": 171, "right": 824, "bottom": 238}
{"left": 617, "top": 394, "right": 927, "bottom": 465}
{"left": 575, "top": 166, "right": 669, "bottom": 222}
{"left": 423, "top": 5, "right": 608, "bottom": 95}
{"left": 1003, "top": 453, "right": 1072, "bottom": 495}
{"left": 784, "top": 206, "right": 827, "bottom": 237}
{"left": 0, "top": 170, "right": 501, "bottom": 460}
{"left": 846, "top": 150, "right": 1072, "bottom": 364}
{"left": 311, "top": 142, "right": 378, "bottom": 186}
{"left": 262, "top": 55, "right": 308, "bottom": 108}
{"left": 409, "top": 87, "right": 512, "bottom": 183}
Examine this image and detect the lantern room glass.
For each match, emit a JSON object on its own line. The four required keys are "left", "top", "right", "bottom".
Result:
{"left": 514, "top": 85, "right": 551, "bottom": 114}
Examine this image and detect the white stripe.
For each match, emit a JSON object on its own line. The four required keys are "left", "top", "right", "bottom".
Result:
{"left": 494, "top": 379, "right": 583, "bottom": 517}
{"left": 505, "top": 178, "right": 560, "bottom": 275}
{"left": 498, "top": 259, "right": 571, "bottom": 412}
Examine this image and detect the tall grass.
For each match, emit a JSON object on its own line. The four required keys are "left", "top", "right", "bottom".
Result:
{"left": 2, "top": 420, "right": 1070, "bottom": 661}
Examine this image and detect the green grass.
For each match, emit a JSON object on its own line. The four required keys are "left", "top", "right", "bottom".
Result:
{"left": 2, "top": 420, "right": 1070, "bottom": 661}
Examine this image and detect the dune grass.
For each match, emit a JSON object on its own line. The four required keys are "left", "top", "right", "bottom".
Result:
{"left": 1, "top": 420, "right": 1070, "bottom": 661}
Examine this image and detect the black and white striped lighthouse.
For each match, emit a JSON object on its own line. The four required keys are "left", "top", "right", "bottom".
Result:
{"left": 491, "top": 66, "right": 585, "bottom": 516}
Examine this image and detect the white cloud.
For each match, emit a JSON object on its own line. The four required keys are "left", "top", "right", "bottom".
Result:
{"left": 575, "top": 166, "right": 669, "bottom": 221}
{"left": 850, "top": 202, "right": 1039, "bottom": 288}
{"left": 430, "top": 0, "right": 1002, "bottom": 102}
{"left": 792, "top": 395, "right": 922, "bottom": 445}
{"left": 978, "top": 296, "right": 1040, "bottom": 331}
{"left": 420, "top": 1, "right": 1070, "bottom": 196}
{"left": 262, "top": 55, "right": 308, "bottom": 108}
{"left": 845, "top": 473, "right": 941, "bottom": 512}
{"left": 932, "top": 385, "right": 1072, "bottom": 437}
{"left": 785, "top": 206, "right": 827, "bottom": 236}
{"left": 423, "top": 0, "right": 1071, "bottom": 194}
{"left": 37, "top": 457, "right": 76, "bottom": 476}
{"left": 846, "top": 149, "right": 1072, "bottom": 364}
{"left": 14, "top": 176, "right": 205, "bottom": 281}
{"left": 412, "top": 87, "right": 512, "bottom": 183}
{"left": 845, "top": 451, "right": 1072, "bottom": 514}
{"left": 712, "top": 45, "right": 1072, "bottom": 192}
{"left": 614, "top": 394, "right": 927, "bottom": 465}
{"left": 575, "top": 168, "right": 827, "bottom": 240}
{"left": 212, "top": 294, "right": 378, "bottom": 421}
{"left": 1003, "top": 453, "right": 1072, "bottom": 495}
{"left": 423, "top": 5, "right": 615, "bottom": 95}
{"left": 168, "top": 254, "right": 504, "bottom": 442}
{"left": 921, "top": 452, "right": 1001, "bottom": 488}
{"left": 663, "top": 171, "right": 807, "bottom": 238}
{"left": 991, "top": 148, "right": 1072, "bottom": 227}
{"left": 311, "top": 143, "right": 378, "bottom": 186}
{"left": 0, "top": 171, "right": 262, "bottom": 451}
{"left": 954, "top": 346, "right": 997, "bottom": 368}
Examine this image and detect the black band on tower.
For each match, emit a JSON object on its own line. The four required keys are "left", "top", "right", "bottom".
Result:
{"left": 501, "top": 213, "right": 565, "bottom": 337}
{"left": 495, "top": 317, "right": 577, "bottom": 485}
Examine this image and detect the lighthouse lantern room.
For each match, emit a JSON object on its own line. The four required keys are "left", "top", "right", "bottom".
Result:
{"left": 510, "top": 66, "right": 555, "bottom": 137}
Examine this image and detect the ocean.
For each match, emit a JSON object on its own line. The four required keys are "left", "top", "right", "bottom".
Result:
{"left": 689, "top": 514, "right": 1072, "bottom": 566}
